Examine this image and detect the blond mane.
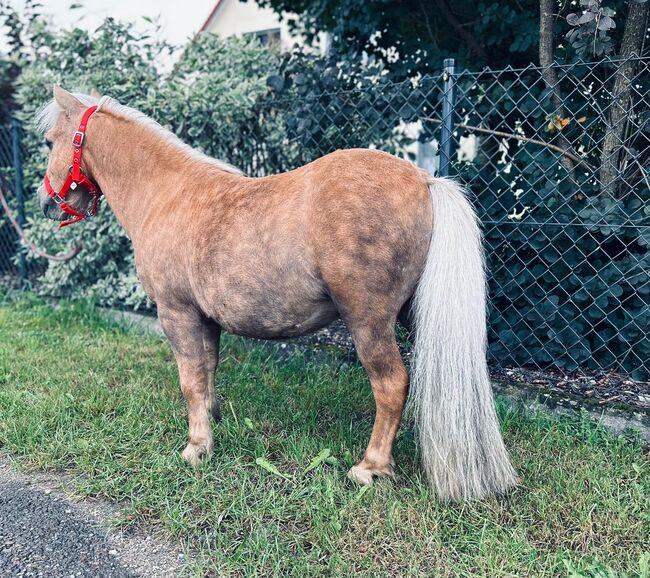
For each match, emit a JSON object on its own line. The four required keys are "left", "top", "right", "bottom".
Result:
{"left": 36, "top": 93, "right": 244, "bottom": 176}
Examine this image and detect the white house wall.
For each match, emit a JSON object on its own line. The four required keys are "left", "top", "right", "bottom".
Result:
{"left": 203, "top": 0, "right": 331, "bottom": 53}
{"left": 203, "top": 0, "right": 293, "bottom": 51}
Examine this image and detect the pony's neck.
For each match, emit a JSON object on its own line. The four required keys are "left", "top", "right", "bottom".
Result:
{"left": 83, "top": 110, "right": 239, "bottom": 239}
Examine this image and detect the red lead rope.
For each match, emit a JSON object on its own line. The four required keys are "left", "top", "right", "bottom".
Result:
{"left": 43, "top": 105, "right": 103, "bottom": 228}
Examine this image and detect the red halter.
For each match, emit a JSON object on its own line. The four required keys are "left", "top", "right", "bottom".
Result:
{"left": 43, "top": 105, "right": 102, "bottom": 228}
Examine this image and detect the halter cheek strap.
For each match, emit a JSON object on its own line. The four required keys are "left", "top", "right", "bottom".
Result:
{"left": 43, "top": 105, "right": 103, "bottom": 228}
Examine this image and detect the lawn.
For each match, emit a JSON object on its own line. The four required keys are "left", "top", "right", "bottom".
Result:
{"left": 0, "top": 295, "right": 648, "bottom": 577}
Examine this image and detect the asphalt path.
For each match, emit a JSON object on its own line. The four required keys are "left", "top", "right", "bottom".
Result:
{"left": 0, "top": 459, "right": 183, "bottom": 578}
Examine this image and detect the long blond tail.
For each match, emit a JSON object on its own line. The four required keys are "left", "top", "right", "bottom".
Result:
{"left": 408, "top": 177, "right": 517, "bottom": 500}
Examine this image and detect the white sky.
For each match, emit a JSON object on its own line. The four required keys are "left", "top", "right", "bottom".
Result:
{"left": 4, "top": 0, "right": 216, "bottom": 47}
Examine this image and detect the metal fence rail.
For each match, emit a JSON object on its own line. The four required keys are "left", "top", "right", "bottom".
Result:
{"left": 1, "top": 57, "right": 648, "bottom": 378}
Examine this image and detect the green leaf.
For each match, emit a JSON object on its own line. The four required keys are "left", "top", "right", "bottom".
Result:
{"left": 608, "top": 284, "right": 623, "bottom": 298}
{"left": 303, "top": 448, "right": 331, "bottom": 474}
{"left": 266, "top": 74, "right": 285, "bottom": 93}
{"left": 348, "top": 485, "right": 370, "bottom": 506}
{"left": 639, "top": 552, "right": 649, "bottom": 578}
{"left": 255, "top": 457, "right": 291, "bottom": 481}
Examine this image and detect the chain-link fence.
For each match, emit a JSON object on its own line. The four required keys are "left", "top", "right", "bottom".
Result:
{"left": 453, "top": 57, "right": 649, "bottom": 379}
{"left": 1, "top": 57, "right": 648, "bottom": 378}
{"left": 0, "top": 121, "right": 28, "bottom": 285}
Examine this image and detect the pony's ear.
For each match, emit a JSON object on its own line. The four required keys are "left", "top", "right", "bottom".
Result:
{"left": 52, "top": 85, "right": 83, "bottom": 112}
{"left": 89, "top": 88, "right": 101, "bottom": 99}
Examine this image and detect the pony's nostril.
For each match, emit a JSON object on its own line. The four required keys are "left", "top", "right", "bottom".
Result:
{"left": 41, "top": 198, "right": 57, "bottom": 219}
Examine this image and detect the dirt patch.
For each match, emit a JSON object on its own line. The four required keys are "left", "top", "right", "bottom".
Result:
{"left": 491, "top": 366, "right": 650, "bottom": 412}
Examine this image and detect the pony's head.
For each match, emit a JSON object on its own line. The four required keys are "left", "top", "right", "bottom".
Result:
{"left": 37, "top": 86, "right": 102, "bottom": 222}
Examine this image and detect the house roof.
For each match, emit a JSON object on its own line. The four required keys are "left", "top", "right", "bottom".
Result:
{"left": 200, "top": 0, "right": 226, "bottom": 32}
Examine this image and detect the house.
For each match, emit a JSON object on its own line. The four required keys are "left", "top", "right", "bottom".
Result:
{"left": 200, "top": 0, "right": 329, "bottom": 53}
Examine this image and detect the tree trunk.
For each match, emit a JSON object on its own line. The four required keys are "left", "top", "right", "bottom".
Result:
{"left": 539, "top": 0, "right": 575, "bottom": 177}
{"left": 599, "top": 1, "right": 649, "bottom": 197}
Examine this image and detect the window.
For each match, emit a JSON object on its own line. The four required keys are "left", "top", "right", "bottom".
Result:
{"left": 245, "top": 28, "right": 281, "bottom": 47}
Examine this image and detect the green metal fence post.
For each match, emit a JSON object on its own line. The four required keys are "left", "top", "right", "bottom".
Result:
{"left": 11, "top": 118, "right": 27, "bottom": 283}
{"left": 439, "top": 58, "right": 456, "bottom": 177}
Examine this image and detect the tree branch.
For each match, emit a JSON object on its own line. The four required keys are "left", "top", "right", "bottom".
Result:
{"left": 433, "top": 0, "right": 490, "bottom": 65}
{"left": 421, "top": 115, "right": 588, "bottom": 166}
{"left": 417, "top": 0, "right": 437, "bottom": 50}
{"left": 539, "top": 0, "right": 576, "bottom": 177}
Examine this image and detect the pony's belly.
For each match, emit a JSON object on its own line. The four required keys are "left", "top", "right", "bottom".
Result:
{"left": 216, "top": 298, "right": 339, "bottom": 340}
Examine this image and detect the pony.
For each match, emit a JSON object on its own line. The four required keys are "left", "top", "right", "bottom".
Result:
{"left": 37, "top": 86, "right": 516, "bottom": 500}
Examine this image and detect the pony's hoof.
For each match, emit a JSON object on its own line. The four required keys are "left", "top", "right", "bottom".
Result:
{"left": 182, "top": 441, "right": 213, "bottom": 467}
{"left": 347, "top": 463, "right": 395, "bottom": 486}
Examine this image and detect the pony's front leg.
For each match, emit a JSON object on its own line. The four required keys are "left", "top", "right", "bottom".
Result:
{"left": 158, "top": 307, "right": 221, "bottom": 466}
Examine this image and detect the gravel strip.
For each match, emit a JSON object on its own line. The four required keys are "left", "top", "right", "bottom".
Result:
{"left": 0, "top": 457, "right": 185, "bottom": 578}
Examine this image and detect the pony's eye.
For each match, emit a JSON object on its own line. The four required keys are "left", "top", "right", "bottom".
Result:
{"left": 45, "top": 139, "right": 53, "bottom": 151}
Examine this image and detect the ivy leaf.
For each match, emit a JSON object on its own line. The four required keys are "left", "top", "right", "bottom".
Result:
{"left": 266, "top": 75, "right": 285, "bottom": 93}
{"left": 293, "top": 73, "right": 308, "bottom": 86}
{"left": 545, "top": 114, "right": 571, "bottom": 133}
{"left": 597, "top": 16, "right": 615, "bottom": 30}
{"left": 577, "top": 12, "right": 596, "bottom": 24}
{"left": 566, "top": 13, "right": 581, "bottom": 26}
{"left": 608, "top": 284, "right": 623, "bottom": 298}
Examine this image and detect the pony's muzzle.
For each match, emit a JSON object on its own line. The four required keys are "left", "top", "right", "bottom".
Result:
{"left": 39, "top": 187, "right": 63, "bottom": 221}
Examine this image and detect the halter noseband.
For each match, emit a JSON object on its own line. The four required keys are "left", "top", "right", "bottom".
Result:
{"left": 43, "top": 105, "right": 102, "bottom": 228}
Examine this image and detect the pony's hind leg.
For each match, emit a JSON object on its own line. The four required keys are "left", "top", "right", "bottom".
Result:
{"left": 158, "top": 306, "right": 221, "bottom": 466}
{"left": 346, "top": 318, "right": 409, "bottom": 485}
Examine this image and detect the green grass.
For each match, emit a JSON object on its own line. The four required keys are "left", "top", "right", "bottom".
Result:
{"left": 0, "top": 295, "right": 648, "bottom": 577}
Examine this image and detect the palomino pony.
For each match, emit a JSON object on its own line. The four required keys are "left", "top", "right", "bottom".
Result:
{"left": 37, "top": 86, "right": 516, "bottom": 500}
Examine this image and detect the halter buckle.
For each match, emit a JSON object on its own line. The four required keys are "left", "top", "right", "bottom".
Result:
{"left": 72, "top": 131, "right": 84, "bottom": 147}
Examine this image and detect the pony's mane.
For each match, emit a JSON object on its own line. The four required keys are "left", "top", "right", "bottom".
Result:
{"left": 36, "top": 93, "right": 244, "bottom": 176}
